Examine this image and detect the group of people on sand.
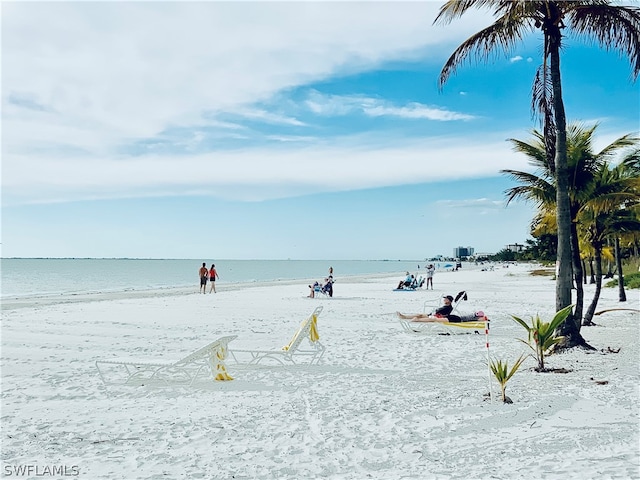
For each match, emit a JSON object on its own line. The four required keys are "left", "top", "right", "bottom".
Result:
{"left": 308, "top": 267, "right": 334, "bottom": 298}
{"left": 396, "top": 264, "right": 436, "bottom": 290}
{"left": 198, "top": 262, "right": 219, "bottom": 294}
{"left": 397, "top": 294, "right": 488, "bottom": 324}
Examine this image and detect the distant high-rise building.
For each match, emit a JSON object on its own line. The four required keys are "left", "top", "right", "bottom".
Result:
{"left": 453, "top": 246, "right": 474, "bottom": 258}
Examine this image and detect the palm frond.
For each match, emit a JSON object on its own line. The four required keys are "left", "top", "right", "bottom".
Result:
{"left": 531, "top": 64, "right": 556, "bottom": 173}
{"left": 437, "top": 14, "right": 533, "bottom": 88}
{"left": 596, "top": 134, "right": 640, "bottom": 160}
{"left": 568, "top": 5, "right": 640, "bottom": 80}
{"left": 621, "top": 148, "right": 640, "bottom": 174}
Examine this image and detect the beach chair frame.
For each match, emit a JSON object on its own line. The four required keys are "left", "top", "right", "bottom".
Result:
{"left": 229, "top": 306, "right": 325, "bottom": 366}
{"left": 95, "top": 335, "right": 237, "bottom": 386}
{"left": 399, "top": 318, "right": 487, "bottom": 335}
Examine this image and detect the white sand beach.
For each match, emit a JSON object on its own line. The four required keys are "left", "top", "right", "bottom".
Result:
{"left": 1, "top": 263, "right": 638, "bottom": 479}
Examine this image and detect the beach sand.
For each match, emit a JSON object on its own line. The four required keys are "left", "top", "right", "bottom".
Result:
{"left": 1, "top": 263, "right": 638, "bottom": 479}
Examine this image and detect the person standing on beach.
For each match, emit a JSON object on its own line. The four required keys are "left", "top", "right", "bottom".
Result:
{"left": 198, "top": 262, "right": 208, "bottom": 294}
{"left": 426, "top": 264, "right": 435, "bottom": 290}
{"left": 208, "top": 263, "right": 219, "bottom": 293}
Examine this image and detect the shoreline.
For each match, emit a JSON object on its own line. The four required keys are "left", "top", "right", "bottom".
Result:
{"left": 0, "top": 271, "right": 409, "bottom": 311}
{"left": 1, "top": 261, "right": 532, "bottom": 311}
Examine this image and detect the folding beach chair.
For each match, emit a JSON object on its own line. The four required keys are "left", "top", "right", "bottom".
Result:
{"left": 229, "top": 306, "right": 325, "bottom": 366}
{"left": 95, "top": 335, "right": 237, "bottom": 386}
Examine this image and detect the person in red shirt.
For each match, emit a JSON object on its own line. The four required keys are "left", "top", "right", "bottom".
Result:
{"left": 208, "top": 264, "right": 219, "bottom": 293}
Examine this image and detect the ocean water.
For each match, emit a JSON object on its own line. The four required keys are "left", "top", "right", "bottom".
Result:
{"left": 1, "top": 258, "right": 424, "bottom": 300}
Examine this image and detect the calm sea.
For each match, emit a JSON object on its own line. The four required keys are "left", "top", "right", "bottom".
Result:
{"left": 1, "top": 258, "right": 424, "bottom": 300}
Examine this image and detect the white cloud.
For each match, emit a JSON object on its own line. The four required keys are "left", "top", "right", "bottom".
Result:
{"left": 1, "top": 2, "right": 502, "bottom": 206}
{"left": 510, "top": 55, "right": 524, "bottom": 63}
{"left": 232, "top": 108, "right": 307, "bottom": 127}
{"left": 2, "top": 131, "right": 530, "bottom": 205}
{"left": 438, "top": 198, "right": 504, "bottom": 208}
{"left": 2, "top": 2, "right": 493, "bottom": 153}
{"left": 364, "top": 103, "right": 476, "bottom": 121}
{"left": 304, "top": 91, "right": 476, "bottom": 121}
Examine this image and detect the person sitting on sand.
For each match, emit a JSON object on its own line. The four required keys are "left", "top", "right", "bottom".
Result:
{"left": 308, "top": 281, "right": 320, "bottom": 298}
{"left": 397, "top": 272, "right": 413, "bottom": 289}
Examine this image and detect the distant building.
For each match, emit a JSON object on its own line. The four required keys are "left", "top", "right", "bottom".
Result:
{"left": 453, "top": 246, "right": 474, "bottom": 258}
{"left": 506, "top": 243, "right": 525, "bottom": 253}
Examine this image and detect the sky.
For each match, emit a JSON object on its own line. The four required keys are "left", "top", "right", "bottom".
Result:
{"left": 2, "top": 1, "right": 639, "bottom": 260}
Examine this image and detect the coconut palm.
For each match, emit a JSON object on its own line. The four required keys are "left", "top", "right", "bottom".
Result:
{"left": 435, "top": 1, "right": 640, "bottom": 347}
{"left": 501, "top": 124, "right": 638, "bottom": 335}
{"left": 579, "top": 162, "right": 640, "bottom": 324}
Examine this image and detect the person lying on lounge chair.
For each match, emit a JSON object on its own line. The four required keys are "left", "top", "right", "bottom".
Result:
{"left": 397, "top": 295, "right": 489, "bottom": 323}
{"left": 397, "top": 295, "right": 454, "bottom": 322}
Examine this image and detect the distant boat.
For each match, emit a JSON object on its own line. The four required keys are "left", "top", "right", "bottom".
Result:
{"left": 443, "top": 263, "right": 453, "bottom": 268}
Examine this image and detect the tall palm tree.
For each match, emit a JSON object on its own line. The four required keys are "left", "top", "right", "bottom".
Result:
{"left": 435, "top": 1, "right": 640, "bottom": 348}
{"left": 502, "top": 124, "right": 637, "bottom": 337}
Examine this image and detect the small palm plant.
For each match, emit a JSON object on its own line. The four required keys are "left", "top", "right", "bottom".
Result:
{"left": 511, "top": 305, "right": 573, "bottom": 372}
{"left": 489, "top": 355, "right": 527, "bottom": 404}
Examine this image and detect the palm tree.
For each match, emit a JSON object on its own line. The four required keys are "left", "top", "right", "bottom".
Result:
{"left": 435, "top": 1, "right": 640, "bottom": 348}
{"left": 502, "top": 124, "right": 637, "bottom": 338}
{"left": 578, "top": 162, "right": 640, "bottom": 324}
{"left": 577, "top": 159, "right": 640, "bottom": 325}
{"left": 616, "top": 150, "right": 640, "bottom": 301}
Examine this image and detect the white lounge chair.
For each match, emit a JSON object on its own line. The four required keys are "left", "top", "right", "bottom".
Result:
{"left": 229, "top": 306, "right": 325, "bottom": 366}
{"left": 95, "top": 335, "right": 237, "bottom": 386}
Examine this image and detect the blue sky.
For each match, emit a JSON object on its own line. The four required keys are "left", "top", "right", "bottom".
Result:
{"left": 2, "top": 2, "right": 639, "bottom": 260}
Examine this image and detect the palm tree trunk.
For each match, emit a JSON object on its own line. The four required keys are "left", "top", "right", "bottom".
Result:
{"left": 583, "top": 244, "right": 604, "bottom": 325}
{"left": 615, "top": 236, "right": 627, "bottom": 302}
{"left": 549, "top": 29, "right": 581, "bottom": 344}
{"left": 589, "top": 258, "right": 595, "bottom": 284}
{"left": 582, "top": 259, "right": 587, "bottom": 284}
{"left": 571, "top": 221, "right": 584, "bottom": 324}
{"left": 605, "top": 238, "right": 614, "bottom": 278}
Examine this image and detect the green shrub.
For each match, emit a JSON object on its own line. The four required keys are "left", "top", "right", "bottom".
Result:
{"left": 605, "top": 272, "right": 640, "bottom": 289}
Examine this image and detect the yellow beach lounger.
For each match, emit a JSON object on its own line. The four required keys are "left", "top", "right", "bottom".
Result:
{"left": 399, "top": 317, "right": 488, "bottom": 335}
